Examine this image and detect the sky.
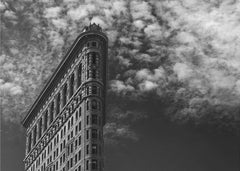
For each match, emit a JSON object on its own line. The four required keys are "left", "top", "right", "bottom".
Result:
{"left": 0, "top": 0, "right": 240, "bottom": 171}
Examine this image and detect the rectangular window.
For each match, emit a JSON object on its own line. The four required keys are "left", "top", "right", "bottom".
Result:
{"left": 78, "top": 150, "right": 81, "bottom": 160}
{"left": 86, "top": 145, "right": 89, "bottom": 154}
{"left": 78, "top": 136, "right": 81, "bottom": 146}
{"left": 92, "top": 129, "right": 98, "bottom": 139}
{"left": 92, "top": 144, "right": 97, "bottom": 154}
{"left": 92, "top": 160, "right": 97, "bottom": 169}
{"left": 92, "top": 115, "right": 97, "bottom": 125}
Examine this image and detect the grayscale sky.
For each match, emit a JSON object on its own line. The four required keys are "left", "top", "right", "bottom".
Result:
{"left": 0, "top": 0, "right": 240, "bottom": 171}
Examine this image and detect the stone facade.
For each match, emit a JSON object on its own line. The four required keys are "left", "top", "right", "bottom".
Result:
{"left": 22, "top": 23, "right": 108, "bottom": 171}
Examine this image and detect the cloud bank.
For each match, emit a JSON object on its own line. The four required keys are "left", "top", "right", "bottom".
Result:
{"left": 1, "top": 0, "right": 240, "bottom": 143}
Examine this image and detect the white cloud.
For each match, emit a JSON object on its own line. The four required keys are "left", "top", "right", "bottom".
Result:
{"left": 110, "top": 80, "right": 135, "bottom": 94}
{"left": 45, "top": 7, "right": 62, "bottom": 18}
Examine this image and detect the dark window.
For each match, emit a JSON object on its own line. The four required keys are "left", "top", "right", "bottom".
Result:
{"left": 92, "top": 69, "right": 96, "bottom": 79}
{"left": 92, "top": 144, "right": 97, "bottom": 154}
{"left": 87, "top": 101, "right": 89, "bottom": 110}
{"left": 50, "top": 102, "right": 54, "bottom": 123}
{"left": 92, "top": 100, "right": 97, "bottom": 110}
{"left": 92, "top": 160, "right": 97, "bottom": 169}
{"left": 92, "top": 115, "right": 97, "bottom": 125}
{"left": 92, "top": 52, "right": 96, "bottom": 65}
{"left": 92, "top": 41, "right": 97, "bottom": 47}
{"left": 28, "top": 133, "right": 32, "bottom": 152}
{"left": 78, "top": 64, "right": 82, "bottom": 87}
{"left": 87, "top": 130, "right": 89, "bottom": 139}
{"left": 70, "top": 74, "right": 74, "bottom": 97}
{"left": 86, "top": 145, "right": 89, "bottom": 154}
{"left": 86, "top": 160, "right": 89, "bottom": 170}
{"left": 33, "top": 126, "right": 37, "bottom": 145}
{"left": 87, "top": 115, "right": 89, "bottom": 125}
{"left": 44, "top": 111, "right": 48, "bottom": 130}
{"left": 87, "top": 87, "right": 89, "bottom": 95}
{"left": 63, "top": 84, "right": 67, "bottom": 106}
{"left": 87, "top": 70, "right": 89, "bottom": 79}
{"left": 56, "top": 93, "right": 60, "bottom": 115}
{"left": 92, "top": 86, "right": 97, "bottom": 94}
{"left": 92, "top": 129, "right": 98, "bottom": 139}
{"left": 38, "top": 118, "right": 42, "bottom": 138}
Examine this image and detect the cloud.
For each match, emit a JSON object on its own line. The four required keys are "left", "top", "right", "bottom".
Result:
{"left": 1, "top": 0, "right": 240, "bottom": 139}
{"left": 0, "top": 79, "right": 23, "bottom": 95}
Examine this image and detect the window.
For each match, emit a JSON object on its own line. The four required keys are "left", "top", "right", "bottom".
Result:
{"left": 87, "top": 70, "right": 89, "bottom": 79}
{"left": 92, "top": 69, "right": 96, "bottom": 79}
{"left": 87, "top": 130, "right": 89, "bottom": 139}
{"left": 38, "top": 118, "right": 42, "bottom": 138}
{"left": 92, "top": 41, "right": 97, "bottom": 47}
{"left": 92, "top": 144, "right": 97, "bottom": 154}
{"left": 63, "top": 84, "right": 67, "bottom": 106}
{"left": 70, "top": 74, "right": 74, "bottom": 97}
{"left": 86, "top": 160, "right": 89, "bottom": 170}
{"left": 56, "top": 93, "right": 60, "bottom": 115}
{"left": 87, "top": 101, "right": 89, "bottom": 110}
{"left": 92, "top": 160, "right": 98, "bottom": 169}
{"left": 78, "top": 150, "right": 81, "bottom": 160}
{"left": 92, "top": 115, "right": 98, "bottom": 125}
{"left": 33, "top": 126, "right": 37, "bottom": 145}
{"left": 87, "top": 87, "right": 89, "bottom": 95}
{"left": 44, "top": 111, "right": 48, "bottom": 130}
{"left": 92, "top": 52, "right": 96, "bottom": 65}
{"left": 92, "top": 100, "right": 97, "bottom": 110}
{"left": 92, "top": 86, "right": 97, "bottom": 94}
{"left": 86, "top": 145, "right": 89, "bottom": 154}
{"left": 50, "top": 102, "right": 54, "bottom": 123}
{"left": 78, "top": 136, "right": 81, "bottom": 145}
{"left": 78, "top": 64, "right": 82, "bottom": 87}
{"left": 28, "top": 133, "right": 32, "bottom": 152}
{"left": 87, "top": 115, "right": 89, "bottom": 125}
{"left": 92, "top": 129, "right": 98, "bottom": 139}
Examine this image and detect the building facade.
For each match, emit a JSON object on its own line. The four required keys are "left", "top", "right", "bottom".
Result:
{"left": 22, "top": 23, "right": 108, "bottom": 171}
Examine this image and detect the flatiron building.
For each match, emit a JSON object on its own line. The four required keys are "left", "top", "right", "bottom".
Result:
{"left": 22, "top": 23, "right": 108, "bottom": 171}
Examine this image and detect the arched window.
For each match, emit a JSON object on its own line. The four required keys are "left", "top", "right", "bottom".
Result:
{"left": 92, "top": 99, "right": 97, "bottom": 110}
{"left": 78, "top": 64, "right": 82, "bottom": 87}
{"left": 70, "top": 74, "right": 74, "bottom": 97}
{"left": 56, "top": 93, "right": 60, "bottom": 115}
{"left": 63, "top": 84, "right": 67, "bottom": 106}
